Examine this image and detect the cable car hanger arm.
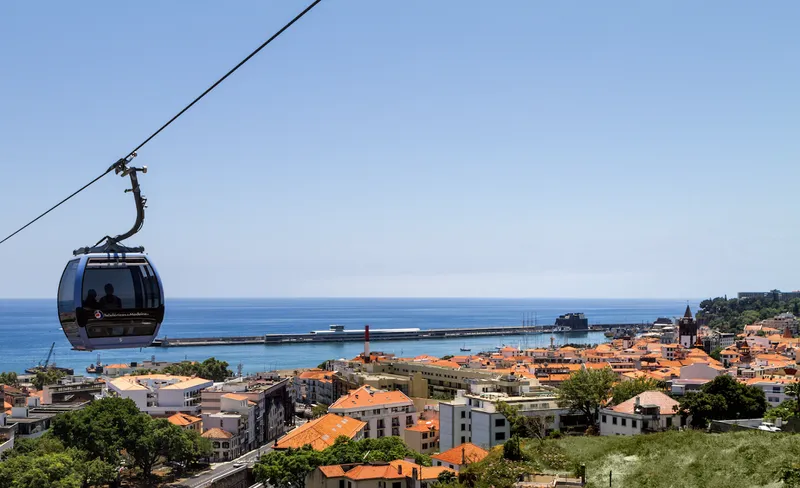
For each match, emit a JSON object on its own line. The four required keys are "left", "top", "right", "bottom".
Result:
{"left": 73, "top": 156, "right": 148, "bottom": 255}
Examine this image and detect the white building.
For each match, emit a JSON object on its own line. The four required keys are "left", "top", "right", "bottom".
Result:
{"left": 293, "top": 369, "right": 335, "bottom": 405}
{"left": 328, "top": 385, "right": 417, "bottom": 439}
{"left": 439, "top": 389, "right": 565, "bottom": 451}
{"left": 202, "top": 393, "right": 258, "bottom": 453}
{"left": 599, "top": 391, "right": 684, "bottom": 436}
{"left": 105, "top": 374, "right": 213, "bottom": 415}
{"left": 746, "top": 377, "right": 797, "bottom": 407}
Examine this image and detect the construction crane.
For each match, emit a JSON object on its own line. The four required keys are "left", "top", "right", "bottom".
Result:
{"left": 42, "top": 342, "right": 55, "bottom": 369}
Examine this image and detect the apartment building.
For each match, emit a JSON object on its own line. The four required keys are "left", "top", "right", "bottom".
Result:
{"left": 202, "top": 427, "right": 239, "bottom": 462}
{"left": 599, "top": 391, "right": 684, "bottom": 436}
{"left": 329, "top": 386, "right": 418, "bottom": 439}
{"left": 202, "top": 393, "right": 258, "bottom": 451}
{"left": 105, "top": 374, "right": 212, "bottom": 415}
{"left": 294, "top": 369, "right": 335, "bottom": 405}
{"left": 201, "top": 376, "right": 293, "bottom": 445}
{"left": 403, "top": 417, "right": 439, "bottom": 455}
{"left": 439, "top": 389, "right": 567, "bottom": 451}
{"left": 746, "top": 376, "right": 797, "bottom": 407}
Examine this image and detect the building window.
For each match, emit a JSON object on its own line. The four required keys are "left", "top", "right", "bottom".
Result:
{"left": 461, "top": 423, "right": 466, "bottom": 431}
{"left": 393, "top": 483, "right": 402, "bottom": 488}
{"left": 348, "top": 482, "right": 352, "bottom": 488}
{"left": 461, "top": 436, "right": 466, "bottom": 444}
{"left": 213, "top": 442, "right": 220, "bottom": 449}
{"left": 769, "top": 397, "right": 780, "bottom": 403}
{"left": 461, "top": 411, "right": 466, "bottom": 418}
{"left": 773, "top": 386, "right": 782, "bottom": 393}
{"left": 632, "top": 420, "right": 637, "bottom": 428}
{"left": 666, "top": 417, "right": 673, "bottom": 428}
{"left": 621, "top": 418, "right": 626, "bottom": 427}
{"left": 422, "top": 443, "right": 428, "bottom": 450}
{"left": 602, "top": 415, "right": 607, "bottom": 423}
{"left": 612, "top": 417, "right": 617, "bottom": 425}
{"left": 222, "top": 442, "right": 230, "bottom": 449}
{"left": 340, "top": 481, "right": 345, "bottom": 488}
{"left": 494, "top": 432, "right": 505, "bottom": 441}
{"left": 422, "top": 432, "right": 428, "bottom": 439}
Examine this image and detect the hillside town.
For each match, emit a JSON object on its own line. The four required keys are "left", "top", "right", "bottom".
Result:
{"left": 1, "top": 305, "right": 799, "bottom": 486}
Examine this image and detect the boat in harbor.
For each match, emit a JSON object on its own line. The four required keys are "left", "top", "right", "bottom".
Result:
{"left": 460, "top": 343, "right": 471, "bottom": 352}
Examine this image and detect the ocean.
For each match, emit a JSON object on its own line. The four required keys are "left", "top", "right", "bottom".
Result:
{"left": 0, "top": 298, "right": 699, "bottom": 375}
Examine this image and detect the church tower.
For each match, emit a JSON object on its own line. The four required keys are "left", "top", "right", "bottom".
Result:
{"left": 678, "top": 305, "right": 698, "bottom": 348}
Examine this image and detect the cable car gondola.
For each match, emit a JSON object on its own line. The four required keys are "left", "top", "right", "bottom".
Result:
{"left": 57, "top": 158, "right": 164, "bottom": 351}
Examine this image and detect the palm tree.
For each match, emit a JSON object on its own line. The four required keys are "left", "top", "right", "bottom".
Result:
{"left": 785, "top": 380, "right": 800, "bottom": 417}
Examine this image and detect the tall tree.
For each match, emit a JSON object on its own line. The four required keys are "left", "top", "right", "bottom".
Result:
{"left": 0, "top": 372, "right": 19, "bottom": 388}
{"left": 32, "top": 369, "right": 66, "bottom": 389}
{"left": 677, "top": 374, "right": 767, "bottom": 427}
{"left": 496, "top": 401, "right": 546, "bottom": 441}
{"left": 556, "top": 367, "right": 617, "bottom": 427}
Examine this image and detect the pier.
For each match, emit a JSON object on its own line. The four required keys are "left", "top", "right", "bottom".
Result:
{"left": 150, "top": 323, "right": 644, "bottom": 348}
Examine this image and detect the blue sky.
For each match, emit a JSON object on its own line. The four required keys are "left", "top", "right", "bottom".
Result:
{"left": 1, "top": 1, "right": 798, "bottom": 299}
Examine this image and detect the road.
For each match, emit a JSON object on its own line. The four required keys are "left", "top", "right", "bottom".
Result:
{"left": 173, "top": 445, "right": 273, "bottom": 488}
{"left": 172, "top": 416, "right": 309, "bottom": 488}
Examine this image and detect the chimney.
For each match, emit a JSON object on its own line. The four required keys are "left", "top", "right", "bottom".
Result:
{"left": 398, "top": 464, "right": 402, "bottom": 475}
{"left": 635, "top": 396, "right": 640, "bottom": 407}
{"left": 364, "top": 325, "right": 371, "bottom": 363}
{"left": 462, "top": 446, "right": 466, "bottom": 465}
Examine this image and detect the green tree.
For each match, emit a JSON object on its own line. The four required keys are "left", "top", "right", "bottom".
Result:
{"left": 764, "top": 400, "right": 798, "bottom": 422}
{"left": 32, "top": 369, "right": 66, "bottom": 389}
{"left": 311, "top": 403, "right": 329, "bottom": 418}
{"left": 0, "top": 372, "right": 19, "bottom": 387}
{"left": 436, "top": 470, "right": 457, "bottom": 485}
{"left": 556, "top": 367, "right": 617, "bottom": 427}
{"left": 786, "top": 381, "right": 800, "bottom": 417}
{"left": 0, "top": 438, "right": 117, "bottom": 488}
{"left": 127, "top": 417, "right": 185, "bottom": 478}
{"left": 742, "top": 310, "right": 761, "bottom": 326}
{"left": 496, "top": 401, "right": 545, "bottom": 440}
{"left": 677, "top": 375, "right": 767, "bottom": 428}
{"left": 611, "top": 377, "right": 664, "bottom": 405}
{"left": 163, "top": 357, "right": 232, "bottom": 382}
{"left": 51, "top": 397, "right": 143, "bottom": 464}
{"left": 709, "top": 346, "right": 723, "bottom": 361}
{"left": 502, "top": 435, "right": 523, "bottom": 461}
{"left": 255, "top": 446, "right": 327, "bottom": 488}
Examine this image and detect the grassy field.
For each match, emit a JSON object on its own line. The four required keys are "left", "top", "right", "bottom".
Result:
{"left": 545, "top": 430, "right": 799, "bottom": 488}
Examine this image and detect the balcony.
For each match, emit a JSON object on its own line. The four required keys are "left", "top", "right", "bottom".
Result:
{"left": 391, "top": 418, "right": 400, "bottom": 427}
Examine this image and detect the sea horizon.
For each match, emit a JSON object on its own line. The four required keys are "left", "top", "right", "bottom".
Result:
{"left": 0, "top": 297, "right": 701, "bottom": 374}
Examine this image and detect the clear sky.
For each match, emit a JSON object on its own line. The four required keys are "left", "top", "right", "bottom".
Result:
{"left": 1, "top": 1, "right": 798, "bottom": 299}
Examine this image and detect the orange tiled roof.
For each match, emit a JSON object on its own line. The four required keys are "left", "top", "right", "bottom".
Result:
{"left": 275, "top": 414, "right": 365, "bottom": 450}
{"left": 343, "top": 465, "right": 407, "bottom": 481}
{"left": 299, "top": 369, "right": 331, "bottom": 380}
{"left": 389, "top": 460, "right": 454, "bottom": 480}
{"left": 610, "top": 391, "right": 679, "bottom": 415}
{"left": 433, "top": 443, "right": 488, "bottom": 466}
{"left": 427, "top": 360, "right": 461, "bottom": 369}
{"left": 202, "top": 427, "right": 233, "bottom": 439}
{"left": 222, "top": 393, "right": 249, "bottom": 401}
{"left": 319, "top": 465, "right": 346, "bottom": 478}
{"left": 406, "top": 418, "right": 439, "bottom": 433}
{"left": 330, "top": 386, "right": 412, "bottom": 410}
{"left": 168, "top": 412, "right": 201, "bottom": 427}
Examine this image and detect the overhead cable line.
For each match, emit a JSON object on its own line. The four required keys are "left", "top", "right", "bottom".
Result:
{"left": 0, "top": 0, "right": 323, "bottom": 246}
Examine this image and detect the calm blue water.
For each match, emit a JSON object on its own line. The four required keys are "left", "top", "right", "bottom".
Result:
{"left": 0, "top": 298, "right": 699, "bottom": 374}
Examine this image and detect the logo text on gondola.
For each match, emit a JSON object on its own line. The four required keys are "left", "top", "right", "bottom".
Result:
{"left": 92, "top": 311, "right": 150, "bottom": 320}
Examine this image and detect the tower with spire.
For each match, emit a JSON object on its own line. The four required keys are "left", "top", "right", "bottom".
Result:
{"left": 678, "top": 305, "right": 698, "bottom": 349}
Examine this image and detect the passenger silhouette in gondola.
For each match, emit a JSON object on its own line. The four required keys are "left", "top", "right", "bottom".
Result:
{"left": 83, "top": 289, "right": 99, "bottom": 309}
{"left": 98, "top": 283, "right": 122, "bottom": 310}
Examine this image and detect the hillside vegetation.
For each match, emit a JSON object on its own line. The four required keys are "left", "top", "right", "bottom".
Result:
{"left": 456, "top": 430, "right": 800, "bottom": 488}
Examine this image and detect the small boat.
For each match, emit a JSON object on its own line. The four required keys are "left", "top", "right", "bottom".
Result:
{"left": 460, "top": 344, "right": 471, "bottom": 352}
{"left": 604, "top": 331, "right": 615, "bottom": 338}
